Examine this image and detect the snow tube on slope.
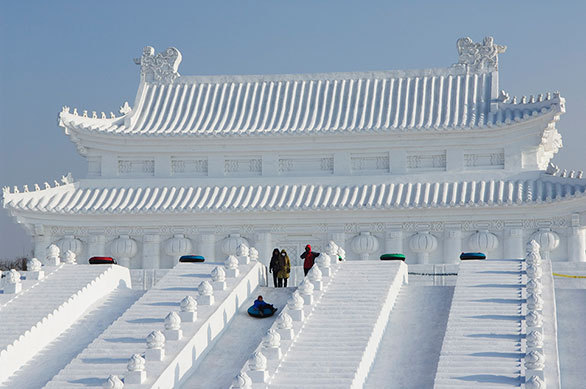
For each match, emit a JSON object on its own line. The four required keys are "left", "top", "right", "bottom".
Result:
{"left": 179, "top": 255, "right": 205, "bottom": 263}
{"left": 247, "top": 306, "right": 278, "bottom": 318}
{"left": 460, "top": 252, "right": 486, "bottom": 260}
{"left": 89, "top": 256, "right": 117, "bottom": 264}
{"left": 380, "top": 253, "right": 406, "bottom": 261}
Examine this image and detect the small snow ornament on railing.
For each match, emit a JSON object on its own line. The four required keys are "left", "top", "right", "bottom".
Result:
{"left": 102, "top": 374, "right": 124, "bottom": 389}
{"left": 211, "top": 266, "right": 227, "bottom": 291}
{"left": 145, "top": 330, "right": 166, "bottom": 361}
{"left": 63, "top": 250, "right": 77, "bottom": 264}
{"left": 308, "top": 265, "right": 323, "bottom": 290}
{"left": 316, "top": 253, "right": 332, "bottom": 277}
{"left": 27, "top": 257, "right": 44, "bottom": 280}
{"left": 249, "top": 247, "right": 259, "bottom": 262}
{"left": 179, "top": 295, "right": 197, "bottom": 322}
{"left": 125, "top": 354, "right": 146, "bottom": 384}
{"left": 164, "top": 311, "right": 182, "bottom": 340}
{"left": 286, "top": 291, "right": 305, "bottom": 321}
{"left": 261, "top": 329, "right": 282, "bottom": 359}
{"left": 46, "top": 244, "right": 61, "bottom": 266}
{"left": 4, "top": 269, "right": 22, "bottom": 294}
{"left": 236, "top": 243, "right": 250, "bottom": 265}
{"left": 298, "top": 280, "right": 315, "bottom": 305}
{"left": 224, "top": 255, "right": 240, "bottom": 278}
{"left": 276, "top": 312, "right": 294, "bottom": 340}
{"left": 230, "top": 372, "right": 252, "bottom": 389}
{"left": 247, "top": 351, "right": 268, "bottom": 383}
{"left": 197, "top": 280, "right": 214, "bottom": 305}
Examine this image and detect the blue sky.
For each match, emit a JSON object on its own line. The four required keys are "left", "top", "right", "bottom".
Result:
{"left": 1, "top": 1, "right": 585, "bottom": 258}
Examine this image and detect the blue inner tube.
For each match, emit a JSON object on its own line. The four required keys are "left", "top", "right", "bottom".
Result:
{"left": 460, "top": 252, "right": 486, "bottom": 260}
{"left": 179, "top": 255, "right": 205, "bottom": 263}
{"left": 247, "top": 306, "right": 277, "bottom": 318}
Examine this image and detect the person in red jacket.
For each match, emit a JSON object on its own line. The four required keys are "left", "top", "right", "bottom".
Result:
{"left": 301, "top": 244, "right": 320, "bottom": 276}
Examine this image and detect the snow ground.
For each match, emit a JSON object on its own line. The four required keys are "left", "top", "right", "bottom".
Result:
{"left": 0, "top": 287, "right": 143, "bottom": 389}
{"left": 364, "top": 285, "right": 454, "bottom": 388}
{"left": 179, "top": 286, "right": 293, "bottom": 389}
{"left": 555, "top": 288, "right": 586, "bottom": 387}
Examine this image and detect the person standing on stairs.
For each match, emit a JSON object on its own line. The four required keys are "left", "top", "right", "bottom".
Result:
{"left": 269, "top": 248, "right": 282, "bottom": 287}
{"left": 277, "top": 249, "right": 291, "bottom": 287}
{"left": 301, "top": 244, "right": 320, "bottom": 276}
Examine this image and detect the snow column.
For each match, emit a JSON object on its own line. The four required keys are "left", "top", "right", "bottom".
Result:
{"left": 384, "top": 230, "right": 403, "bottom": 254}
{"left": 142, "top": 234, "right": 161, "bottom": 268}
{"left": 198, "top": 233, "right": 216, "bottom": 262}
{"left": 255, "top": 232, "right": 272, "bottom": 267}
{"left": 443, "top": 229, "right": 461, "bottom": 263}
{"left": 88, "top": 235, "right": 106, "bottom": 257}
{"left": 568, "top": 214, "right": 586, "bottom": 262}
{"left": 33, "top": 234, "right": 51, "bottom": 263}
{"left": 504, "top": 228, "right": 524, "bottom": 259}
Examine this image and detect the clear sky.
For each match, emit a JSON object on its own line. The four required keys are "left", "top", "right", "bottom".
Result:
{"left": 1, "top": 1, "right": 585, "bottom": 258}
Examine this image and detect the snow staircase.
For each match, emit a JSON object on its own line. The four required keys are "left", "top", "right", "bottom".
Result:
{"left": 434, "top": 259, "right": 525, "bottom": 388}
{"left": 44, "top": 260, "right": 264, "bottom": 388}
{"left": 0, "top": 264, "right": 131, "bottom": 384}
{"left": 268, "top": 261, "right": 407, "bottom": 389}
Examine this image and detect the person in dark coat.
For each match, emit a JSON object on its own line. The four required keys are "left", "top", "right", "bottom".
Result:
{"left": 269, "top": 248, "right": 281, "bottom": 287}
{"left": 277, "top": 249, "right": 291, "bottom": 287}
{"left": 301, "top": 244, "right": 320, "bottom": 276}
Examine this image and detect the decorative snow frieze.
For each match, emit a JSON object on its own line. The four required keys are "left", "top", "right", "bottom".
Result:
{"left": 351, "top": 232, "right": 379, "bottom": 261}
{"left": 230, "top": 372, "right": 252, "bottom": 389}
{"left": 247, "top": 351, "right": 268, "bottom": 383}
{"left": 102, "top": 375, "right": 124, "bottom": 389}
{"left": 261, "top": 329, "right": 282, "bottom": 359}
{"left": 524, "top": 350, "right": 546, "bottom": 382}
{"left": 26, "top": 257, "right": 44, "bottom": 280}
{"left": 287, "top": 291, "right": 305, "bottom": 321}
{"left": 526, "top": 330, "right": 544, "bottom": 352}
{"left": 525, "top": 375, "right": 546, "bottom": 389}
{"left": 211, "top": 266, "right": 227, "bottom": 290}
{"left": 145, "top": 330, "right": 166, "bottom": 361}
{"left": 409, "top": 232, "right": 438, "bottom": 264}
{"left": 468, "top": 230, "right": 499, "bottom": 252}
{"left": 308, "top": 265, "right": 323, "bottom": 291}
{"left": 46, "top": 244, "right": 60, "bottom": 266}
{"left": 526, "top": 264, "right": 543, "bottom": 280}
{"left": 224, "top": 255, "right": 240, "bottom": 278}
{"left": 249, "top": 247, "right": 259, "bottom": 262}
{"left": 526, "top": 239, "right": 541, "bottom": 255}
{"left": 197, "top": 281, "right": 214, "bottom": 305}
{"left": 526, "top": 279, "right": 543, "bottom": 295}
{"left": 456, "top": 36, "right": 506, "bottom": 72}
{"left": 276, "top": 312, "right": 294, "bottom": 340}
{"left": 56, "top": 235, "right": 83, "bottom": 260}
{"left": 526, "top": 251, "right": 542, "bottom": 267}
{"left": 110, "top": 235, "right": 137, "bottom": 268}
{"left": 171, "top": 158, "right": 208, "bottom": 176}
{"left": 526, "top": 310, "right": 544, "bottom": 331}
{"left": 118, "top": 159, "right": 154, "bottom": 176}
{"left": 316, "top": 252, "right": 332, "bottom": 277}
{"left": 222, "top": 234, "right": 248, "bottom": 256}
{"left": 179, "top": 296, "right": 197, "bottom": 322}
{"left": 236, "top": 243, "right": 250, "bottom": 265}
{"left": 164, "top": 234, "right": 192, "bottom": 261}
{"left": 530, "top": 228, "right": 560, "bottom": 260}
{"left": 298, "top": 280, "right": 315, "bottom": 305}
{"left": 4, "top": 269, "right": 22, "bottom": 294}
{"left": 63, "top": 250, "right": 77, "bottom": 264}
{"left": 225, "top": 158, "right": 262, "bottom": 176}
{"left": 164, "top": 312, "right": 182, "bottom": 341}
{"left": 125, "top": 354, "right": 146, "bottom": 384}
{"left": 135, "top": 46, "right": 182, "bottom": 83}
{"left": 527, "top": 293, "right": 544, "bottom": 311}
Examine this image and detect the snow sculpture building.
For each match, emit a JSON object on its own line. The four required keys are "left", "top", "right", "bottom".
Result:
{"left": 3, "top": 37, "right": 586, "bottom": 268}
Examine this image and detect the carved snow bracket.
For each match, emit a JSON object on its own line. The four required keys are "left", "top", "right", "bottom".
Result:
{"left": 456, "top": 36, "right": 506, "bottom": 72}
{"left": 134, "top": 46, "right": 182, "bottom": 83}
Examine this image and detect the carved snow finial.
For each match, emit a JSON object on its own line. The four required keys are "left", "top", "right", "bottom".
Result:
{"left": 91, "top": 111, "right": 97, "bottom": 119}
{"left": 225, "top": 255, "right": 239, "bottom": 270}
{"left": 249, "top": 247, "right": 259, "bottom": 261}
{"left": 23, "top": 185, "right": 29, "bottom": 192}
{"left": 231, "top": 372, "right": 252, "bottom": 389}
{"left": 135, "top": 46, "right": 182, "bottom": 83}
{"left": 27, "top": 257, "right": 42, "bottom": 271}
{"left": 308, "top": 265, "right": 322, "bottom": 282}
{"left": 110, "top": 112, "right": 116, "bottom": 118}
{"left": 198, "top": 280, "right": 213, "bottom": 296}
{"left": 524, "top": 350, "right": 545, "bottom": 370}
{"left": 102, "top": 375, "right": 124, "bottom": 389}
{"left": 211, "top": 266, "right": 226, "bottom": 282}
{"left": 578, "top": 171, "right": 584, "bottom": 179}
{"left": 545, "top": 162, "right": 560, "bottom": 175}
{"left": 456, "top": 36, "right": 506, "bottom": 72}
{"left": 525, "top": 375, "right": 545, "bottom": 389}
{"left": 236, "top": 243, "right": 249, "bottom": 257}
{"left": 538, "top": 94, "right": 544, "bottom": 102}
{"left": 101, "top": 112, "right": 106, "bottom": 119}
{"left": 61, "top": 106, "right": 70, "bottom": 113}
{"left": 527, "top": 293, "right": 544, "bottom": 311}
{"left": 53, "top": 180, "right": 60, "bottom": 187}
{"left": 530, "top": 95, "right": 536, "bottom": 104}
{"left": 262, "top": 329, "right": 281, "bottom": 348}
{"left": 47, "top": 244, "right": 60, "bottom": 258}
{"left": 73, "top": 108, "right": 78, "bottom": 115}
{"left": 561, "top": 169, "right": 568, "bottom": 178}
{"left": 63, "top": 249, "right": 77, "bottom": 264}
{"left": 526, "top": 310, "right": 543, "bottom": 327}
{"left": 13, "top": 186, "right": 19, "bottom": 193}
{"left": 526, "top": 330, "right": 544, "bottom": 348}
{"left": 526, "top": 239, "right": 541, "bottom": 254}
{"left": 146, "top": 330, "right": 165, "bottom": 349}
{"left": 326, "top": 241, "right": 339, "bottom": 256}
{"left": 287, "top": 291, "right": 304, "bottom": 310}
{"left": 180, "top": 296, "right": 197, "bottom": 312}
{"left": 119, "top": 101, "right": 131, "bottom": 115}
{"left": 2, "top": 186, "right": 10, "bottom": 195}
{"left": 164, "top": 312, "right": 181, "bottom": 330}
{"left": 44, "top": 182, "right": 51, "bottom": 189}
{"left": 298, "top": 280, "right": 315, "bottom": 295}
{"left": 6, "top": 269, "right": 21, "bottom": 284}
{"left": 277, "top": 312, "right": 293, "bottom": 329}
{"left": 61, "top": 173, "right": 73, "bottom": 185}
{"left": 498, "top": 90, "right": 510, "bottom": 103}
{"left": 127, "top": 354, "right": 145, "bottom": 372}
{"left": 34, "top": 184, "right": 40, "bottom": 191}
{"left": 82, "top": 110, "right": 88, "bottom": 117}
{"left": 248, "top": 351, "right": 267, "bottom": 371}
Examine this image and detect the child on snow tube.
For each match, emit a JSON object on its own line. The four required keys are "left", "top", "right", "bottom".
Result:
{"left": 248, "top": 295, "right": 277, "bottom": 318}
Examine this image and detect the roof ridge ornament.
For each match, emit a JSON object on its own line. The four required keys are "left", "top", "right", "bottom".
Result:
{"left": 134, "top": 46, "right": 182, "bottom": 83}
{"left": 456, "top": 36, "right": 506, "bottom": 72}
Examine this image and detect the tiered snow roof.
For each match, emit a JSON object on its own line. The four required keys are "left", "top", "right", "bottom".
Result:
{"left": 4, "top": 175, "right": 586, "bottom": 215}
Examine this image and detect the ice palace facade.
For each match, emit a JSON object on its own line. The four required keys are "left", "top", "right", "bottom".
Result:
{"left": 1, "top": 37, "right": 585, "bottom": 388}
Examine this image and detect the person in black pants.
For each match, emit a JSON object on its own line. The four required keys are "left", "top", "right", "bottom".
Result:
{"left": 269, "top": 248, "right": 281, "bottom": 287}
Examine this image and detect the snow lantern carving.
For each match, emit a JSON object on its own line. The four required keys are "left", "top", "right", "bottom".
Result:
{"left": 146, "top": 330, "right": 165, "bottom": 349}
{"left": 103, "top": 375, "right": 124, "bottom": 389}
{"left": 56, "top": 235, "right": 83, "bottom": 259}
{"left": 248, "top": 351, "right": 267, "bottom": 371}
{"left": 231, "top": 372, "right": 252, "bottom": 389}
{"left": 468, "top": 230, "right": 499, "bottom": 252}
{"left": 530, "top": 228, "right": 560, "bottom": 260}
{"left": 221, "top": 234, "right": 248, "bottom": 256}
{"left": 409, "top": 232, "right": 438, "bottom": 264}
{"left": 110, "top": 235, "right": 137, "bottom": 267}
{"left": 127, "top": 354, "right": 145, "bottom": 372}
{"left": 164, "top": 312, "right": 181, "bottom": 330}
{"left": 27, "top": 257, "right": 42, "bottom": 271}
{"left": 164, "top": 234, "right": 192, "bottom": 259}
{"left": 351, "top": 232, "right": 379, "bottom": 260}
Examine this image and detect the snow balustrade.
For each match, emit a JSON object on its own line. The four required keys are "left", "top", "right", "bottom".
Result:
{"left": 99, "top": 245, "right": 265, "bottom": 388}
{"left": 521, "top": 240, "right": 561, "bottom": 388}
{"left": 229, "top": 248, "right": 342, "bottom": 388}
